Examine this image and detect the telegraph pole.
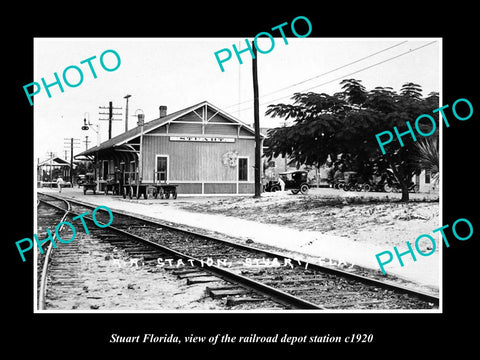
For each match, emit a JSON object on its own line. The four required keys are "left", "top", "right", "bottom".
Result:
{"left": 124, "top": 94, "right": 131, "bottom": 132}
{"left": 134, "top": 110, "right": 145, "bottom": 199}
{"left": 46, "top": 151, "right": 56, "bottom": 183}
{"left": 99, "top": 101, "right": 122, "bottom": 139}
{"left": 64, "top": 137, "right": 80, "bottom": 183}
{"left": 252, "top": 41, "right": 261, "bottom": 198}
{"left": 83, "top": 136, "right": 91, "bottom": 151}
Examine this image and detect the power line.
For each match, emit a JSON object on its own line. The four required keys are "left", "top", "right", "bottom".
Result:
{"left": 225, "top": 40, "right": 409, "bottom": 110}
{"left": 296, "top": 41, "right": 438, "bottom": 94}
{"left": 232, "top": 40, "right": 438, "bottom": 114}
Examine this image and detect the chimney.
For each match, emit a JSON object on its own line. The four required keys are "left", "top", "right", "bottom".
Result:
{"left": 159, "top": 105, "right": 167, "bottom": 118}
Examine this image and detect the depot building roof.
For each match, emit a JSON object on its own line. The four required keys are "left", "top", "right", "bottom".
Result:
{"left": 75, "top": 100, "right": 262, "bottom": 159}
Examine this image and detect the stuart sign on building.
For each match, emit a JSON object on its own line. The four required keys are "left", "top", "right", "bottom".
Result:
{"left": 169, "top": 136, "right": 235, "bottom": 143}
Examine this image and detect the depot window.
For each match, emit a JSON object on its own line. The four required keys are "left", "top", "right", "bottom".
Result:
{"left": 238, "top": 157, "right": 248, "bottom": 181}
{"left": 425, "top": 169, "right": 431, "bottom": 184}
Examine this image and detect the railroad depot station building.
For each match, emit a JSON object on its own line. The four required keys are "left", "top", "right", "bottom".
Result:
{"left": 75, "top": 101, "right": 263, "bottom": 195}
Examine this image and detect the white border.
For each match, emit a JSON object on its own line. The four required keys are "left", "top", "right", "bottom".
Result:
{"left": 33, "top": 37, "right": 442, "bottom": 314}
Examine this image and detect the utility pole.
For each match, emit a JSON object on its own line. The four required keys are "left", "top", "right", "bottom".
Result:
{"left": 99, "top": 101, "right": 122, "bottom": 139}
{"left": 82, "top": 113, "right": 100, "bottom": 146}
{"left": 83, "top": 136, "right": 91, "bottom": 151}
{"left": 46, "top": 151, "right": 55, "bottom": 183}
{"left": 124, "top": 94, "right": 131, "bottom": 132}
{"left": 252, "top": 41, "right": 261, "bottom": 198}
{"left": 135, "top": 111, "right": 145, "bottom": 199}
{"left": 64, "top": 137, "right": 80, "bottom": 183}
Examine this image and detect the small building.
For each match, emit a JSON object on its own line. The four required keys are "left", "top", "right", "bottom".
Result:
{"left": 37, "top": 157, "right": 73, "bottom": 187}
{"left": 415, "top": 169, "right": 439, "bottom": 193}
{"left": 75, "top": 101, "right": 263, "bottom": 195}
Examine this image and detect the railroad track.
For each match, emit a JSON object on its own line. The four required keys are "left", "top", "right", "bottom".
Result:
{"left": 37, "top": 195, "right": 71, "bottom": 310}
{"left": 37, "top": 194, "right": 300, "bottom": 310}
{"left": 37, "top": 192, "right": 439, "bottom": 311}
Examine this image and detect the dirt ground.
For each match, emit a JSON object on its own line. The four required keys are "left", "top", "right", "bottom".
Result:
{"left": 177, "top": 189, "right": 440, "bottom": 254}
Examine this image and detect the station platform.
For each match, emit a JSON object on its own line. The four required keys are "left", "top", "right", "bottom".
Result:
{"left": 38, "top": 187, "right": 440, "bottom": 296}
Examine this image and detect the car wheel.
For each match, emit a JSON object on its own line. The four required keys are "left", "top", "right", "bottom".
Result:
{"left": 300, "top": 184, "right": 309, "bottom": 194}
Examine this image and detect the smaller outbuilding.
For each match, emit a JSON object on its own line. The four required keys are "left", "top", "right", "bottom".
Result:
{"left": 37, "top": 157, "right": 74, "bottom": 187}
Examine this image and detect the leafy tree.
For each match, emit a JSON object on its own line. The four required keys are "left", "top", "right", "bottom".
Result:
{"left": 264, "top": 79, "right": 439, "bottom": 201}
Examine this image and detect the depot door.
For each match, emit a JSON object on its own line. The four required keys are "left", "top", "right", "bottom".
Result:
{"left": 156, "top": 155, "right": 168, "bottom": 182}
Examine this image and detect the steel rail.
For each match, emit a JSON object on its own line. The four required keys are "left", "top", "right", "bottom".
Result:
{"left": 37, "top": 196, "right": 71, "bottom": 310}
{"left": 38, "top": 192, "right": 440, "bottom": 307}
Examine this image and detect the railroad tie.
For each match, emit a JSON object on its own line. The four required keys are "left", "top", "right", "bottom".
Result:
{"left": 170, "top": 268, "right": 203, "bottom": 275}
{"left": 226, "top": 296, "right": 267, "bottom": 306}
{"left": 207, "top": 288, "right": 248, "bottom": 299}
{"left": 205, "top": 285, "right": 240, "bottom": 292}
{"left": 177, "top": 272, "right": 211, "bottom": 279}
{"left": 186, "top": 276, "right": 222, "bottom": 285}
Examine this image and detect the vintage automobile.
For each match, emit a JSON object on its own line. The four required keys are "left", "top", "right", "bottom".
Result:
{"left": 264, "top": 170, "right": 310, "bottom": 195}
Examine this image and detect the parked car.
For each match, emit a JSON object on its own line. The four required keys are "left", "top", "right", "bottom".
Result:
{"left": 264, "top": 170, "right": 310, "bottom": 195}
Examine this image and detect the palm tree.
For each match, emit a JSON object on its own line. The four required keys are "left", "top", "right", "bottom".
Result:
{"left": 411, "top": 137, "right": 439, "bottom": 185}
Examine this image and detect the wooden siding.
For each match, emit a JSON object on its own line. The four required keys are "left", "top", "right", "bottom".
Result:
{"left": 176, "top": 183, "right": 203, "bottom": 194}
{"left": 168, "top": 122, "right": 203, "bottom": 134}
{"left": 178, "top": 111, "right": 204, "bottom": 122}
{"left": 174, "top": 182, "right": 254, "bottom": 194}
{"left": 149, "top": 126, "right": 167, "bottom": 134}
{"left": 142, "top": 136, "right": 255, "bottom": 183}
{"left": 204, "top": 183, "right": 236, "bottom": 194}
{"left": 238, "top": 183, "right": 255, "bottom": 194}
{"left": 239, "top": 127, "right": 253, "bottom": 137}
{"left": 100, "top": 160, "right": 116, "bottom": 179}
{"left": 204, "top": 123, "right": 238, "bottom": 135}
{"left": 207, "top": 108, "right": 236, "bottom": 123}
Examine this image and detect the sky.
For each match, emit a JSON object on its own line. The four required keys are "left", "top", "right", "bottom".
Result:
{"left": 33, "top": 37, "right": 441, "bottom": 163}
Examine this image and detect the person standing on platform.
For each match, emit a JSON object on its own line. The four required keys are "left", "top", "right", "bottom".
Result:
{"left": 56, "top": 176, "right": 64, "bottom": 193}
